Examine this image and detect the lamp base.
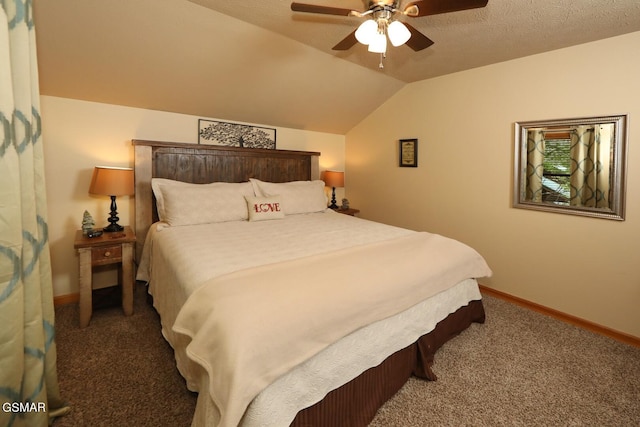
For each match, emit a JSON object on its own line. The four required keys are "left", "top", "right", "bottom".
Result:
{"left": 103, "top": 223, "right": 124, "bottom": 233}
{"left": 328, "top": 187, "right": 339, "bottom": 209}
{"left": 103, "top": 195, "right": 124, "bottom": 233}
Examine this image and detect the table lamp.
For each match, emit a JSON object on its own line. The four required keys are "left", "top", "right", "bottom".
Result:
{"left": 89, "top": 166, "right": 134, "bottom": 232}
{"left": 323, "top": 170, "right": 344, "bottom": 210}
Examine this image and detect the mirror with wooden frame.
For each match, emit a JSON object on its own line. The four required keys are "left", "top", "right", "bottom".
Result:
{"left": 513, "top": 114, "right": 628, "bottom": 220}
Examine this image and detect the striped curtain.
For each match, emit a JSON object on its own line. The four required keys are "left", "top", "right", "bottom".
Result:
{"left": 0, "top": 1, "right": 68, "bottom": 426}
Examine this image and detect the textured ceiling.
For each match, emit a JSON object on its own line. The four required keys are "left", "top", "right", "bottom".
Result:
{"left": 33, "top": 0, "right": 640, "bottom": 135}
{"left": 193, "top": 0, "right": 640, "bottom": 83}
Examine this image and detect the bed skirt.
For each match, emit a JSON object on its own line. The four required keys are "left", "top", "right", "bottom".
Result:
{"left": 290, "top": 299, "right": 486, "bottom": 427}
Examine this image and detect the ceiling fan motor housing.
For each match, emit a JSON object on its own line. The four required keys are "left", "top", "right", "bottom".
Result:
{"left": 369, "top": 0, "right": 398, "bottom": 7}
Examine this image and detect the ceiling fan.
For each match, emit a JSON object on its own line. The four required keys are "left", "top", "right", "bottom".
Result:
{"left": 291, "top": 0, "right": 488, "bottom": 66}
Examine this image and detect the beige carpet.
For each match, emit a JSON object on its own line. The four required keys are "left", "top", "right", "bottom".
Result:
{"left": 52, "top": 284, "right": 640, "bottom": 426}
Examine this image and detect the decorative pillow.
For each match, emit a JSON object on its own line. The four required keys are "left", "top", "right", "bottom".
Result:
{"left": 151, "top": 178, "right": 255, "bottom": 226}
{"left": 245, "top": 195, "right": 285, "bottom": 221}
{"left": 249, "top": 178, "right": 327, "bottom": 215}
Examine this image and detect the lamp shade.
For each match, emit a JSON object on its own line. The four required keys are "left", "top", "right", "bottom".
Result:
{"left": 323, "top": 170, "right": 344, "bottom": 188}
{"left": 367, "top": 31, "right": 387, "bottom": 53}
{"left": 388, "top": 21, "right": 411, "bottom": 47}
{"left": 89, "top": 166, "right": 134, "bottom": 196}
{"left": 355, "top": 19, "right": 377, "bottom": 45}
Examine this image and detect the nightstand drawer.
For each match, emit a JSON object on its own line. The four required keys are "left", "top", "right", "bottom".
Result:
{"left": 91, "top": 245, "right": 122, "bottom": 265}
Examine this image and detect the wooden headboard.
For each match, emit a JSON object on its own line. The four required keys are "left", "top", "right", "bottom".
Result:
{"left": 132, "top": 139, "right": 321, "bottom": 262}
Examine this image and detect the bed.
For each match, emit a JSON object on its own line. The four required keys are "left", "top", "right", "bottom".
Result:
{"left": 132, "top": 139, "right": 491, "bottom": 427}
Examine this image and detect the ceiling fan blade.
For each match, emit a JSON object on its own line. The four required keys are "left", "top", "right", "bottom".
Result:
{"left": 291, "top": 2, "right": 357, "bottom": 16}
{"left": 332, "top": 30, "right": 358, "bottom": 51}
{"left": 403, "top": 23, "right": 434, "bottom": 51}
{"left": 404, "top": 0, "right": 488, "bottom": 17}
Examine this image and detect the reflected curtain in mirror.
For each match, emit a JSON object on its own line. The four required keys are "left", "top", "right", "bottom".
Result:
{"left": 514, "top": 115, "right": 628, "bottom": 220}
{"left": 569, "top": 125, "right": 611, "bottom": 208}
{"left": 526, "top": 129, "right": 544, "bottom": 203}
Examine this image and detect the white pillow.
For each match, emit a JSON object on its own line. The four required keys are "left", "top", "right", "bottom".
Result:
{"left": 151, "top": 178, "right": 255, "bottom": 226}
{"left": 249, "top": 178, "right": 327, "bottom": 215}
{"left": 151, "top": 178, "right": 192, "bottom": 221}
{"left": 245, "top": 195, "right": 285, "bottom": 221}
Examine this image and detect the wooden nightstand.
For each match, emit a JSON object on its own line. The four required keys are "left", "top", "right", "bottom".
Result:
{"left": 334, "top": 208, "right": 360, "bottom": 216}
{"left": 74, "top": 226, "right": 136, "bottom": 328}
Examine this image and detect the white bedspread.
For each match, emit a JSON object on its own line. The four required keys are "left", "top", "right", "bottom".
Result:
{"left": 242, "top": 278, "right": 481, "bottom": 427}
{"left": 138, "top": 211, "right": 415, "bottom": 330}
{"left": 139, "top": 211, "right": 491, "bottom": 426}
{"left": 173, "top": 232, "right": 491, "bottom": 427}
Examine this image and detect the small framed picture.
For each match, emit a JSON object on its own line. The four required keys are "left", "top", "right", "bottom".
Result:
{"left": 399, "top": 139, "right": 418, "bottom": 167}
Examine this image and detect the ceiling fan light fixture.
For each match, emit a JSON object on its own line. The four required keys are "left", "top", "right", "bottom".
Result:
{"left": 367, "top": 31, "right": 387, "bottom": 53}
{"left": 387, "top": 20, "right": 411, "bottom": 47}
{"left": 355, "top": 19, "right": 377, "bottom": 45}
{"left": 291, "top": 0, "right": 490, "bottom": 67}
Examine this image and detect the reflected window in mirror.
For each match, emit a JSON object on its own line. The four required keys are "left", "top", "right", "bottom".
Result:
{"left": 514, "top": 115, "right": 628, "bottom": 220}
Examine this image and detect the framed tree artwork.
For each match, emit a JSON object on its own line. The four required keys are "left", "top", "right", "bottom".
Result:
{"left": 399, "top": 139, "right": 418, "bottom": 167}
{"left": 198, "top": 119, "right": 276, "bottom": 149}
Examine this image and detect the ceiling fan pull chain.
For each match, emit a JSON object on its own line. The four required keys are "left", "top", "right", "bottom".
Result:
{"left": 379, "top": 53, "right": 384, "bottom": 69}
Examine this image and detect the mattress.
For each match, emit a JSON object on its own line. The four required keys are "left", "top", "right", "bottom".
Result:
{"left": 138, "top": 210, "right": 489, "bottom": 426}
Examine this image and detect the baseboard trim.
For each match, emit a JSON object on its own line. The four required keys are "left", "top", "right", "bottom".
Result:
{"left": 479, "top": 285, "right": 640, "bottom": 348}
{"left": 54, "top": 293, "right": 79, "bottom": 307}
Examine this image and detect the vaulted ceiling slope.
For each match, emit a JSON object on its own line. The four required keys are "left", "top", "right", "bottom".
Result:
{"left": 34, "top": 0, "right": 640, "bottom": 135}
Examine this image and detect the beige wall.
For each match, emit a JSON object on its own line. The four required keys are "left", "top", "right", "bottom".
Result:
{"left": 41, "top": 96, "right": 345, "bottom": 297}
{"left": 346, "top": 31, "right": 640, "bottom": 339}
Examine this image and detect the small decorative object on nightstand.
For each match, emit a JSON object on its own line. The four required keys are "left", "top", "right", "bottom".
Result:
{"left": 81, "top": 210, "right": 95, "bottom": 235}
{"left": 341, "top": 198, "right": 350, "bottom": 210}
{"left": 74, "top": 226, "right": 136, "bottom": 328}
